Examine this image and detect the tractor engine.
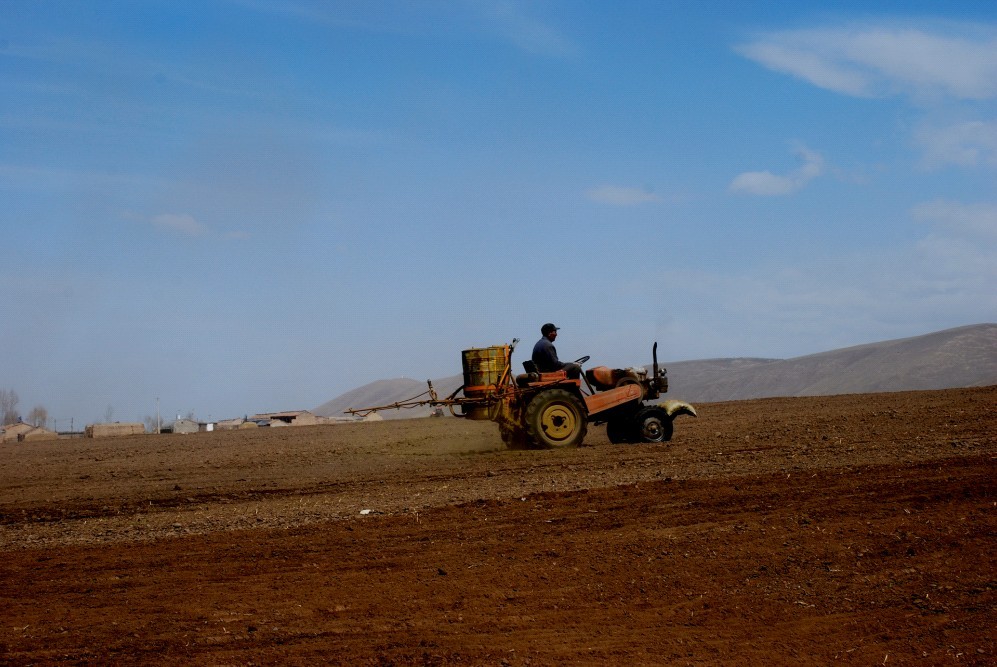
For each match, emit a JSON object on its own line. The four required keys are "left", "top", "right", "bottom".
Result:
{"left": 586, "top": 366, "right": 644, "bottom": 390}
{"left": 585, "top": 365, "right": 668, "bottom": 401}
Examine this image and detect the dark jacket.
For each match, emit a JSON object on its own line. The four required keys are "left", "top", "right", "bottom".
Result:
{"left": 532, "top": 337, "right": 563, "bottom": 373}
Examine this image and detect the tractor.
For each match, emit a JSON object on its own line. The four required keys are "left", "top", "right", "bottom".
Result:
{"left": 347, "top": 339, "right": 696, "bottom": 449}
{"left": 456, "top": 339, "right": 696, "bottom": 449}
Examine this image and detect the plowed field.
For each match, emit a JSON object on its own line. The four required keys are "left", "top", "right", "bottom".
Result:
{"left": 1, "top": 387, "right": 994, "bottom": 665}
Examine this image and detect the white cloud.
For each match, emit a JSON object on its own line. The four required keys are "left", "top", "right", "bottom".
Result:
{"left": 151, "top": 213, "right": 208, "bottom": 236}
{"left": 916, "top": 120, "right": 997, "bottom": 168}
{"left": 233, "top": 0, "right": 576, "bottom": 58}
{"left": 130, "top": 211, "right": 252, "bottom": 240}
{"left": 904, "top": 200, "right": 997, "bottom": 310}
{"left": 736, "top": 24, "right": 997, "bottom": 100}
{"left": 586, "top": 185, "right": 661, "bottom": 206}
{"left": 736, "top": 40, "right": 871, "bottom": 97}
{"left": 729, "top": 145, "right": 824, "bottom": 196}
{"left": 911, "top": 199, "right": 997, "bottom": 241}
{"left": 649, "top": 232, "right": 995, "bottom": 360}
{"left": 631, "top": 199, "right": 995, "bottom": 359}
{"left": 729, "top": 171, "right": 797, "bottom": 196}
{"left": 474, "top": 0, "right": 577, "bottom": 57}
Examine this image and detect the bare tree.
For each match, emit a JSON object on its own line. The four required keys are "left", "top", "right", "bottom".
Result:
{"left": 143, "top": 415, "right": 161, "bottom": 433}
{"left": 27, "top": 405, "right": 48, "bottom": 428}
{"left": 0, "top": 389, "right": 19, "bottom": 425}
{"left": 104, "top": 405, "right": 114, "bottom": 424}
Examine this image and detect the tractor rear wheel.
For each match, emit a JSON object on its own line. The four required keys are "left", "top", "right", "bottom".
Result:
{"left": 499, "top": 423, "right": 529, "bottom": 450}
{"left": 633, "top": 405, "right": 673, "bottom": 443}
{"left": 524, "top": 389, "right": 587, "bottom": 448}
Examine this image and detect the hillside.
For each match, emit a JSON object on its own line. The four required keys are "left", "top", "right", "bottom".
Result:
{"left": 669, "top": 323, "right": 997, "bottom": 402}
{"left": 314, "top": 323, "right": 997, "bottom": 418}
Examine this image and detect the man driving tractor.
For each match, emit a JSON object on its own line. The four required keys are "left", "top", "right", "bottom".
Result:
{"left": 532, "top": 323, "right": 581, "bottom": 378}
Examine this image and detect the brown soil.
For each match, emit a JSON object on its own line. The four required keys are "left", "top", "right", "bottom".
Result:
{"left": 1, "top": 387, "right": 994, "bottom": 665}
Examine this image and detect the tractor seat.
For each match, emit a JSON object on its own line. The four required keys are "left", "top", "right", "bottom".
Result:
{"left": 516, "top": 373, "right": 537, "bottom": 387}
{"left": 518, "top": 360, "right": 540, "bottom": 386}
{"left": 518, "top": 359, "right": 572, "bottom": 386}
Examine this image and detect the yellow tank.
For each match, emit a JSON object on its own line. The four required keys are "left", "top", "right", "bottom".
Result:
{"left": 460, "top": 345, "right": 509, "bottom": 419}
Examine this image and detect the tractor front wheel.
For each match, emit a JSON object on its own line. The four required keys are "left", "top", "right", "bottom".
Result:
{"left": 524, "top": 389, "right": 587, "bottom": 448}
{"left": 633, "top": 406, "right": 673, "bottom": 443}
{"left": 606, "top": 418, "right": 631, "bottom": 444}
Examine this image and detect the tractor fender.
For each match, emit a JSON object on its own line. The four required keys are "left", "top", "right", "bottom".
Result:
{"left": 659, "top": 399, "right": 697, "bottom": 418}
{"left": 583, "top": 382, "right": 642, "bottom": 418}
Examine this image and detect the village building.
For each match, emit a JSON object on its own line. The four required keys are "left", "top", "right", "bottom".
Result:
{"left": 246, "top": 410, "right": 320, "bottom": 427}
{"left": 1, "top": 422, "right": 58, "bottom": 443}
{"left": 85, "top": 423, "right": 145, "bottom": 438}
{"left": 171, "top": 418, "right": 199, "bottom": 434}
{"left": 214, "top": 418, "right": 247, "bottom": 431}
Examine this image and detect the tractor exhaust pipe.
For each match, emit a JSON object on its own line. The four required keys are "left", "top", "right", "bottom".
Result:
{"left": 652, "top": 341, "right": 668, "bottom": 395}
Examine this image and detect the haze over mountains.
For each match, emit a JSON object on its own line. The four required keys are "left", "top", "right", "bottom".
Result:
{"left": 314, "top": 324, "right": 997, "bottom": 419}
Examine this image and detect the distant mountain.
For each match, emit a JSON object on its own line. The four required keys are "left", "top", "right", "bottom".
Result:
{"left": 320, "top": 378, "right": 435, "bottom": 417}
{"left": 316, "top": 376, "right": 464, "bottom": 420}
{"left": 668, "top": 323, "right": 997, "bottom": 402}
{"left": 314, "top": 324, "right": 997, "bottom": 419}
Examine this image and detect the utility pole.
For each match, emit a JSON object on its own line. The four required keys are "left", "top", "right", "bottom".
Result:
{"left": 156, "top": 397, "right": 161, "bottom": 434}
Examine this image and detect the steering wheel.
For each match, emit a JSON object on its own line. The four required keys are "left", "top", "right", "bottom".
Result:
{"left": 573, "top": 355, "right": 590, "bottom": 366}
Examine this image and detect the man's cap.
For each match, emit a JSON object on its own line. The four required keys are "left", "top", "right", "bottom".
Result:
{"left": 541, "top": 323, "right": 559, "bottom": 335}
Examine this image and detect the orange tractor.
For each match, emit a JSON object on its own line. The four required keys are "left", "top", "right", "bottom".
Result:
{"left": 348, "top": 339, "right": 696, "bottom": 449}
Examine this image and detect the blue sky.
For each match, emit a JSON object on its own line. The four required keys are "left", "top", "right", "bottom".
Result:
{"left": 2, "top": 1, "right": 995, "bottom": 426}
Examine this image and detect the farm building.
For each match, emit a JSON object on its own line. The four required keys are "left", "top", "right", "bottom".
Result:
{"left": 1, "top": 422, "right": 58, "bottom": 443}
{"left": 85, "top": 422, "right": 145, "bottom": 438}
{"left": 171, "top": 418, "right": 199, "bottom": 434}
{"left": 214, "top": 418, "right": 243, "bottom": 430}
{"left": 19, "top": 426, "right": 58, "bottom": 442}
{"left": 247, "top": 411, "right": 320, "bottom": 427}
